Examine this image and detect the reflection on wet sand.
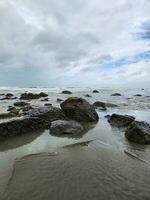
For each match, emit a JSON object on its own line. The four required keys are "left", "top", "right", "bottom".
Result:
{"left": 2, "top": 140, "right": 150, "bottom": 200}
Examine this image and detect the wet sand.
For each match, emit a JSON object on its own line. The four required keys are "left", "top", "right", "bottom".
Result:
{"left": 0, "top": 87, "right": 150, "bottom": 199}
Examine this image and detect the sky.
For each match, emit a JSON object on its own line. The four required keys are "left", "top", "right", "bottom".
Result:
{"left": 0, "top": 0, "right": 150, "bottom": 88}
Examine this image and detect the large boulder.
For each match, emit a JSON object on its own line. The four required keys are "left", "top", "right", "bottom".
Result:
{"left": 20, "top": 92, "right": 48, "bottom": 100}
{"left": 125, "top": 121, "right": 150, "bottom": 144}
{"left": 60, "top": 97, "right": 99, "bottom": 122}
{"left": 108, "top": 114, "right": 135, "bottom": 127}
{"left": 50, "top": 120, "right": 84, "bottom": 135}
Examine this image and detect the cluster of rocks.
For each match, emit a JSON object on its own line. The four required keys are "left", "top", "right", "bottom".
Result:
{"left": 0, "top": 93, "right": 17, "bottom": 100}
{"left": 107, "top": 114, "right": 150, "bottom": 144}
{"left": 0, "top": 97, "right": 99, "bottom": 140}
{"left": 20, "top": 92, "right": 48, "bottom": 100}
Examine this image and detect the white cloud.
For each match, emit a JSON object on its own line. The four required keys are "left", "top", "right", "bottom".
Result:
{"left": 0, "top": 0, "right": 150, "bottom": 87}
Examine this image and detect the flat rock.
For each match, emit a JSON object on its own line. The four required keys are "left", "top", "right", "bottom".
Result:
{"left": 125, "top": 121, "right": 150, "bottom": 144}
{"left": 108, "top": 114, "right": 135, "bottom": 127}
{"left": 60, "top": 97, "right": 99, "bottom": 122}
{"left": 50, "top": 120, "right": 84, "bottom": 135}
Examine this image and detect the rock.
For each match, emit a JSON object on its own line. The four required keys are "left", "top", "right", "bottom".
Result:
{"left": 28, "top": 106, "right": 66, "bottom": 122}
{"left": 134, "top": 94, "right": 142, "bottom": 97}
{"left": 111, "top": 93, "right": 122, "bottom": 96}
{"left": 93, "top": 101, "right": 107, "bottom": 111}
{"left": 125, "top": 121, "right": 150, "bottom": 144}
{"left": 0, "top": 117, "right": 50, "bottom": 140}
{"left": 92, "top": 90, "right": 99, "bottom": 93}
{"left": 14, "top": 101, "right": 30, "bottom": 107}
{"left": 22, "top": 106, "right": 33, "bottom": 112}
{"left": 84, "top": 94, "right": 92, "bottom": 97}
{"left": 0, "top": 113, "right": 14, "bottom": 119}
{"left": 6, "top": 93, "right": 13, "bottom": 98}
{"left": 60, "top": 97, "right": 99, "bottom": 122}
{"left": 20, "top": 92, "right": 48, "bottom": 100}
{"left": 108, "top": 114, "right": 135, "bottom": 127}
{"left": 41, "top": 98, "right": 49, "bottom": 102}
{"left": 62, "top": 90, "right": 72, "bottom": 94}
{"left": 0, "top": 106, "right": 66, "bottom": 140}
{"left": 106, "top": 103, "right": 118, "bottom": 108}
{"left": 57, "top": 98, "right": 63, "bottom": 102}
{"left": 44, "top": 103, "right": 52, "bottom": 106}
{"left": 50, "top": 120, "right": 84, "bottom": 135}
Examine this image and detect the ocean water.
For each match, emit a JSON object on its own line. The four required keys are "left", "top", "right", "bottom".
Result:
{"left": 0, "top": 87, "right": 150, "bottom": 200}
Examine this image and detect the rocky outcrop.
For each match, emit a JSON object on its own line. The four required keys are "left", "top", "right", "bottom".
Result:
{"left": 1, "top": 93, "right": 17, "bottom": 100}
{"left": 108, "top": 114, "right": 135, "bottom": 127}
{"left": 125, "top": 121, "right": 150, "bottom": 144}
{"left": 0, "top": 106, "right": 66, "bottom": 140}
{"left": 20, "top": 92, "right": 48, "bottom": 100}
{"left": 50, "top": 120, "right": 84, "bottom": 135}
{"left": 60, "top": 97, "right": 99, "bottom": 122}
{"left": 62, "top": 90, "right": 72, "bottom": 94}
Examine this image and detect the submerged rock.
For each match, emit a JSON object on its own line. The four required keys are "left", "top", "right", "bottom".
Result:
{"left": 111, "top": 93, "right": 122, "bottom": 96}
{"left": 92, "top": 90, "right": 99, "bottom": 93}
{"left": 125, "top": 121, "right": 150, "bottom": 144}
{"left": 106, "top": 103, "right": 118, "bottom": 108}
{"left": 41, "top": 98, "right": 49, "bottom": 102}
{"left": 62, "top": 90, "right": 72, "bottom": 94}
{"left": 50, "top": 120, "right": 84, "bottom": 135}
{"left": 60, "top": 97, "right": 99, "bottom": 122}
{"left": 108, "top": 114, "right": 135, "bottom": 127}
{"left": 57, "top": 98, "right": 63, "bottom": 102}
{"left": 84, "top": 94, "right": 92, "bottom": 97}
{"left": 20, "top": 92, "right": 48, "bottom": 100}
{"left": 93, "top": 101, "right": 107, "bottom": 111}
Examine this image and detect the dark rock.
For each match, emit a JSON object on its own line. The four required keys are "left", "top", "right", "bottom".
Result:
{"left": 44, "top": 103, "right": 52, "bottom": 106}
{"left": 93, "top": 101, "right": 107, "bottom": 111}
{"left": 50, "top": 120, "right": 84, "bottom": 135}
{"left": 41, "top": 98, "right": 49, "bottom": 102}
{"left": 125, "top": 121, "right": 150, "bottom": 144}
{"left": 62, "top": 90, "right": 72, "bottom": 94}
{"left": 57, "top": 98, "right": 63, "bottom": 102}
{"left": 20, "top": 92, "right": 48, "bottom": 100}
{"left": 111, "top": 93, "right": 122, "bottom": 96}
{"left": 6, "top": 93, "right": 13, "bottom": 98}
{"left": 84, "top": 94, "right": 92, "bottom": 97}
{"left": 93, "top": 90, "right": 99, "bottom": 93}
{"left": 0, "top": 117, "right": 50, "bottom": 140}
{"left": 22, "top": 106, "right": 33, "bottom": 112}
{"left": 0, "top": 113, "right": 14, "bottom": 119}
{"left": 108, "top": 114, "right": 135, "bottom": 127}
{"left": 28, "top": 106, "right": 66, "bottom": 122}
{"left": 134, "top": 94, "right": 142, "bottom": 97}
{"left": 105, "top": 115, "right": 111, "bottom": 119}
{"left": 60, "top": 97, "right": 99, "bottom": 122}
{"left": 14, "top": 101, "right": 30, "bottom": 107}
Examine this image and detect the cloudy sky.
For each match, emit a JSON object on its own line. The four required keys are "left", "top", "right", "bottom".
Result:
{"left": 0, "top": 0, "right": 150, "bottom": 88}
